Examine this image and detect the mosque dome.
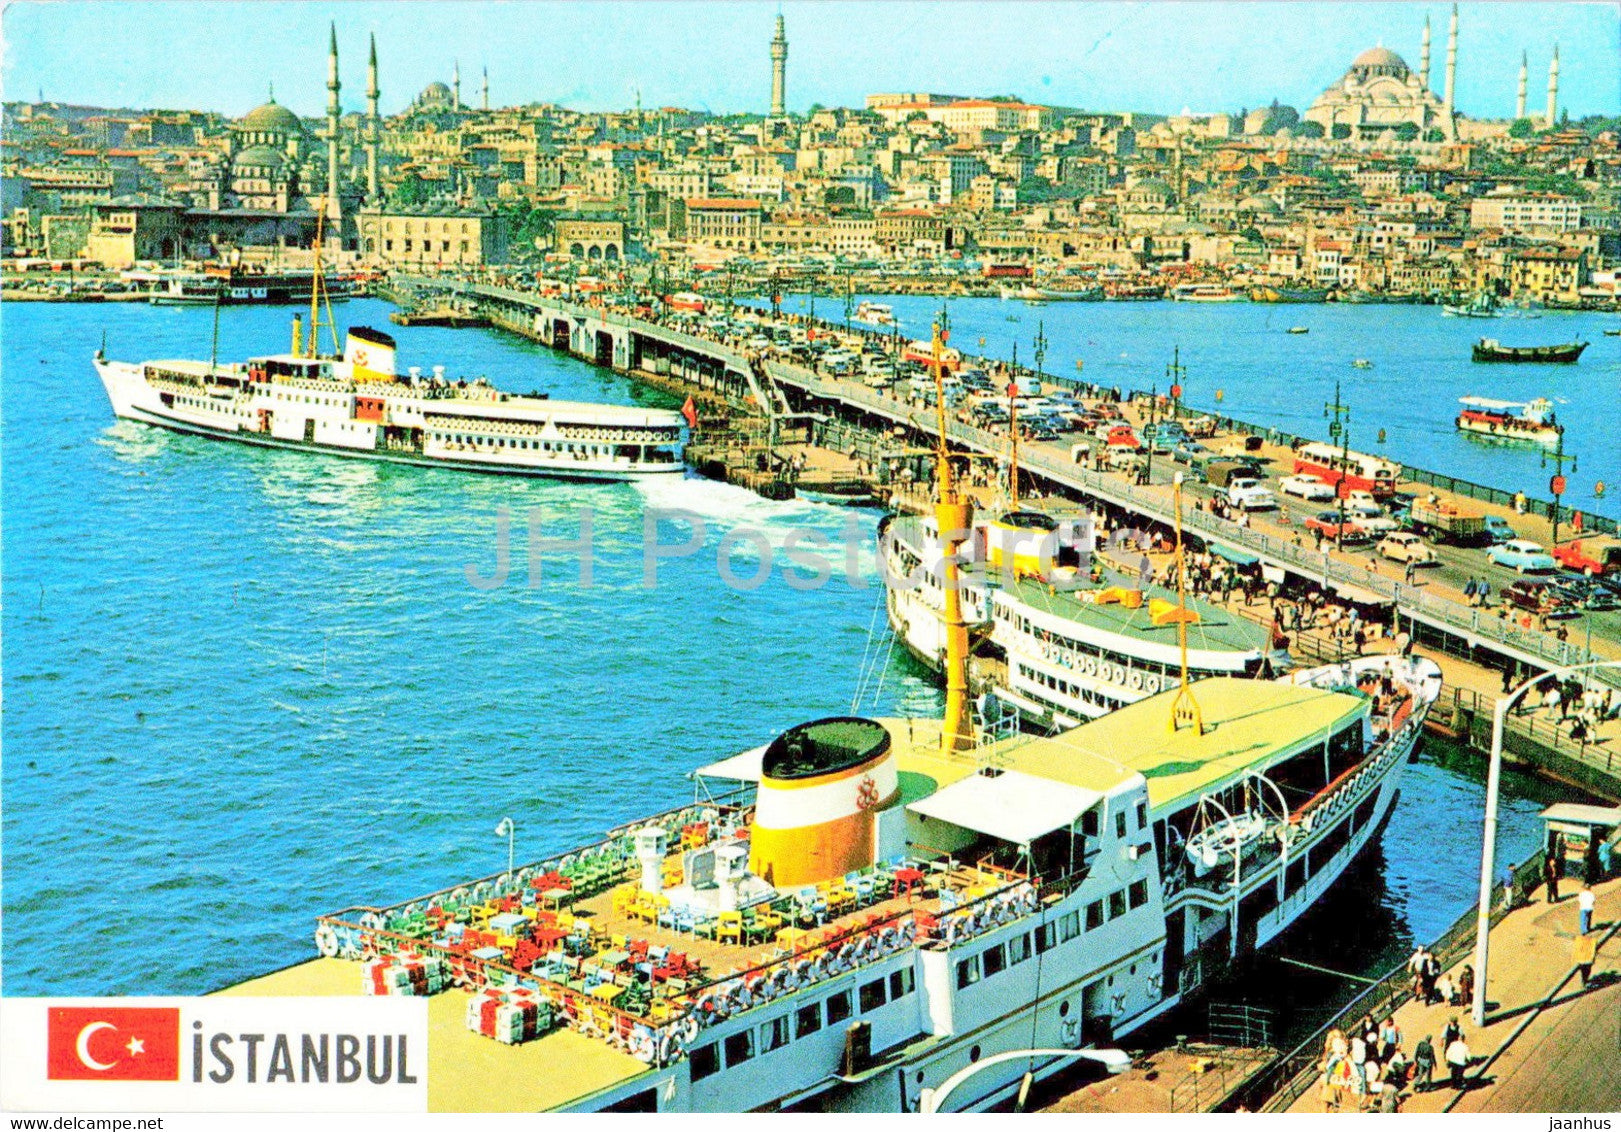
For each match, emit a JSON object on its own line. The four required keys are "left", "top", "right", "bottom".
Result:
{"left": 232, "top": 145, "right": 287, "bottom": 169}
{"left": 1349, "top": 46, "right": 1411, "bottom": 80}
{"left": 239, "top": 100, "right": 303, "bottom": 133}
{"left": 420, "top": 81, "right": 453, "bottom": 105}
{"left": 1238, "top": 194, "right": 1282, "bottom": 214}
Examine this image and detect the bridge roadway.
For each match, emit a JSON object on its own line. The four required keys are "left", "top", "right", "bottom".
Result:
{"left": 408, "top": 277, "right": 1617, "bottom": 687}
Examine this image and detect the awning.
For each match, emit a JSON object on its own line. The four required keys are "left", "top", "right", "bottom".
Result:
{"left": 1327, "top": 579, "right": 1394, "bottom": 607}
{"left": 907, "top": 770, "right": 1102, "bottom": 847}
{"left": 692, "top": 745, "right": 767, "bottom": 783}
{"left": 1210, "top": 542, "right": 1260, "bottom": 567}
{"left": 1540, "top": 803, "right": 1621, "bottom": 827}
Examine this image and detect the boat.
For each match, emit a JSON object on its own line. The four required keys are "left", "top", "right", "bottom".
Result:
{"left": 1442, "top": 293, "right": 1501, "bottom": 318}
{"left": 1170, "top": 284, "right": 1241, "bottom": 303}
{"left": 796, "top": 479, "right": 880, "bottom": 506}
{"left": 853, "top": 301, "right": 897, "bottom": 327}
{"left": 1287, "top": 326, "right": 1309, "bottom": 335}
{"left": 144, "top": 267, "right": 355, "bottom": 306}
{"left": 1030, "top": 286, "right": 1104, "bottom": 302}
{"left": 1471, "top": 338, "right": 1587, "bottom": 364}
{"left": 1455, "top": 396, "right": 1563, "bottom": 446}
{"left": 1250, "top": 286, "right": 1331, "bottom": 304}
{"left": 881, "top": 507, "right": 1288, "bottom": 730}
{"left": 1103, "top": 282, "right": 1163, "bottom": 301}
{"left": 1351, "top": 359, "right": 1373, "bottom": 369}
{"left": 221, "top": 321, "right": 1442, "bottom": 1114}
{"left": 1602, "top": 328, "right": 1621, "bottom": 337}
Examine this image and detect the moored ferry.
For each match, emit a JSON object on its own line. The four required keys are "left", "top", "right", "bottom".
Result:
{"left": 881, "top": 510, "right": 1286, "bottom": 729}
{"left": 1170, "top": 284, "right": 1241, "bottom": 303}
{"left": 94, "top": 321, "right": 685, "bottom": 481}
{"left": 1455, "top": 396, "right": 1563, "bottom": 446}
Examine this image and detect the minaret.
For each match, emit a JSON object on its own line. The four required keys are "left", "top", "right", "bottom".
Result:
{"left": 325, "top": 22, "right": 342, "bottom": 224}
{"left": 453, "top": 59, "right": 461, "bottom": 111}
{"left": 1546, "top": 44, "right": 1559, "bottom": 127}
{"left": 769, "top": 14, "right": 787, "bottom": 118}
{"left": 1516, "top": 51, "right": 1528, "bottom": 121}
{"left": 1445, "top": 2, "right": 1458, "bottom": 126}
{"left": 366, "top": 33, "right": 380, "bottom": 201}
{"left": 481, "top": 66, "right": 489, "bottom": 111}
{"left": 1420, "top": 14, "right": 1431, "bottom": 90}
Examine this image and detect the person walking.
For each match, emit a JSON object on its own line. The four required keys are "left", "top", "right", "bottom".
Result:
{"left": 1502, "top": 863, "right": 1517, "bottom": 909}
{"left": 1464, "top": 577, "right": 1477, "bottom": 606}
{"left": 1477, "top": 578, "right": 1490, "bottom": 608}
{"left": 1442, "top": 1016, "right": 1461, "bottom": 1052}
{"left": 1445, "top": 1032, "right": 1472, "bottom": 1090}
{"left": 1573, "top": 929, "right": 1598, "bottom": 988}
{"left": 1577, "top": 884, "right": 1595, "bottom": 935}
{"left": 1422, "top": 949, "right": 1441, "bottom": 1004}
{"left": 1412, "top": 1034, "right": 1436, "bottom": 1093}
{"left": 1456, "top": 964, "right": 1475, "bottom": 1010}
{"left": 1378, "top": 1017, "right": 1401, "bottom": 1063}
{"left": 1545, "top": 854, "right": 1561, "bottom": 904}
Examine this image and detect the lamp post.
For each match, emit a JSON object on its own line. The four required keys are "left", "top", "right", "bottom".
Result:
{"left": 1471, "top": 658, "right": 1621, "bottom": 1026}
{"left": 1143, "top": 382, "right": 1159, "bottom": 487}
{"left": 1541, "top": 429, "right": 1577, "bottom": 548}
{"left": 1165, "top": 345, "right": 1187, "bottom": 420}
{"left": 1325, "top": 380, "right": 1351, "bottom": 550}
{"left": 494, "top": 816, "right": 516, "bottom": 883}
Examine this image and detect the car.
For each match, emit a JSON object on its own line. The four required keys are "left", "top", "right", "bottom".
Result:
{"left": 1280, "top": 474, "right": 1337, "bottom": 502}
{"left": 1377, "top": 532, "right": 1437, "bottom": 565}
{"left": 1482, "top": 515, "right": 1518, "bottom": 545}
{"left": 1305, "top": 511, "right": 1370, "bottom": 543}
{"left": 1502, "top": 580, "right": 1567, "bottom": 614}
{"left": 1227, "top": 477, "right": 1278, "bottom": 511}
{"left": 1343, "top": 490, "right": 1384, "bottom": 518}
{"left": 1551, "top": 537, "right": 1621, "bottom": 578}
{"left": 1487, "top": 539, "right": 1557, "bottom": 573}
{"left": 1552, "top": 577, "right": 1621, "bottom": 611}
{"left": 1171, "top": 440, "right": 1212, "bottom": 465}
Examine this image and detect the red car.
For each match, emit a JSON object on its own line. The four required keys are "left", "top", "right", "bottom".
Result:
{"left": 1304, "top": 511, "right": 1371, "bottom": 544}
{"left": 1502, "top": 580, "right": 1568, "bottom": 614}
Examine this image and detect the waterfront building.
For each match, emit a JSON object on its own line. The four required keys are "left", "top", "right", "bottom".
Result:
{"left": 683, "top": 197, "right": 763, "bottom": 251}
{"left": 1507, "top": 245, "right": 1586, "bottom": 303}
{"left": 553, "top": 215, "right": 626, "bottom": 260}
{"left": 356, "top": 202, "right": 509, "bottom": 266}
{"left": 1470, "top": 192, "right": 1585, "bottom": 235}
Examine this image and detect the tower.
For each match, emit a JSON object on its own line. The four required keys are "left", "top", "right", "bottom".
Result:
{"left": 453, "top": 59, "right": 461, "bottom": 110}
{"left": 1443, "top": 2, "right": 1458, "bottom": 132}
{"left": 325, "top": 22, "right": 342, "bottom": 225}
{"left": 1420, "top": 14, "right": 1431, "bottom": 90}
{"left": 1516, "top": 51, "right": 1528, "bottom": 121}
{"left": 481, "top": 66, "right": 489, "bottom": 111}
{"left": 1546, "top": 44, "right": 1559, "bottom": 127}
{"left": 769, "top": 13, "right": 787, "bottom": 118}
{"left": 366, "top": 33, "right": 380, "bottom": 201}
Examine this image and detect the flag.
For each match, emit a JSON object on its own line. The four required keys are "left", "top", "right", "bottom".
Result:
{"left": 1007, "top": 382, "right": 1019, "bottom": 399}
{"left": 1572, "top": 510, "right": 1583, "bottom": 533}
{"left": 807, "top": 325, "right": 816, "bottom": 341}
{"left": 680, "top": 396, "right": 698, "bottom": 429}
{"left": 47, "top": 1006, "right": 181, "bottom": 1081}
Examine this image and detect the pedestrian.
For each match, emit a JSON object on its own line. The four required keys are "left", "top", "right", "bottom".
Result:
{"left": 1545, "top": 854, "right": 1561, "bottom": 904}
{"left": 1502, "top": 663, "right": 1516, "bottom": 694}
{"left": 1442, "top": 1016, "right": 1461, "bottom": 1052}
{"left": 1408, "top": 945, "right": 1427, "bottom": 998}
{"left": 1544, "top": 683, "right": 1562, "bottom": 719}
{"left": 1600, "top": 838, "right": 1615, "bottom": 880}
{"left": 1456, "top": 964, "right": 1475, "bottom": 1009}
{"left": 1422, "top": 950, "right": 1441, "bottom": 1004}
{"left": 1378, "top": 1016, "right": 1401, "bottom": 1063}
{"left": 1404, "top": 558, "right": 1417, "bottom": 584}
{"left": 1412, "top": 1034, "right": 1436, "bottom": 1093}
{"left": 1573, "top": 929, "right": 1598, "bottom": 988}
{"left": 1354, "top": 625, "right": 1367, "bottom": 656}
{"left": 1577, "top": 884, "right": 1595, "bottom": 935}
{"left": 1435, "top": 969, "right": 1454, "bottom": 1007}
{"left": 1464, "top": 577, "right": 1477, "bottom": 605}
{"left": 1502, "top": 863, "right": 1516, "bottom": 909}
{"left": 1478, "top": 579, "right": 1490, "bottom": 607}
{"left": 1445, "top": 1032, "right": 1472, "bottom": 1090}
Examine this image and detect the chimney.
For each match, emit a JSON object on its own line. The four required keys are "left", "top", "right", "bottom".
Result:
{"left": 636, "top": 825, "right": 670, "bottom": 896}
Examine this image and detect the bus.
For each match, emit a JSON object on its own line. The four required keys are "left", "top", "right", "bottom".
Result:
{"left": 1293, "top": 441, "right": 1402, "bottom": 498}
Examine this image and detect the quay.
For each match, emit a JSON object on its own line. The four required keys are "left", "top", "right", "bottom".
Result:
{"left": 399, "top": 275, "right": 1621, "bottom": 797}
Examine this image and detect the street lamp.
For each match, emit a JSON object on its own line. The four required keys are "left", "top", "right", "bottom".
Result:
{"left": 1165, "top": 345, "right": 1187, "bottom": 420}
{"left": 494, "top": 816, "right": 516, "bottom": 883}
{"left": 1540, "top": 430, "right": 1577, "bottom": 548}
{"left": 1471, "top": 658, "right": 1621, "bottom": 1026}
{"left": 919, "top": 1046, "right": 1131, "bottom": 1113}
{"left": 1325, "top": 380, "right": 1351, "bottom": 551}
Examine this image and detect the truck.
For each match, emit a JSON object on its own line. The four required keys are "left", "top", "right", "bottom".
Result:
{"left": 1408, "top": 498, "right": 1488, "bottom": 546}
{"left": 1551, "top": 537, "right": 1621, "bottom": 577}
{"left": 1202, "top": 458, "right": 1266, "bottom": 488}
{"left": 1227, "top": 476, "right": 1277, "bottom": 511}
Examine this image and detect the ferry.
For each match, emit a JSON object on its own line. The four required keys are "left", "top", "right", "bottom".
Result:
{"left": 93, "top": 320, "right": 685, "bottom": 482}
{"left": 881, "top": 510, "right": 1287, "bottom": 729}
{"left": 219, "top": 322, "right": 1442, "bottom": 1113}
{"left": 1442, "top": 293, "right": 1500, "bottom": 318}
{"left": 1471, "top": 338, "right": 1587, "bottom": 364}
{"left": 1292, "top": 441, "right": 1402, "bottom": 499}
{"left": 1170, "top": 284, "right": 1242, "bottom": 303}
{"left": 1455, "top": 396, "right": 1563, "bottom": 446}
{"left": 1249, "top": 286, "right": 1330, "bottom": 304}
{"left": 854, "top": 301, "right": 897, "bottom": 327}
{"left": 141, "top": 268, "right": 356, "bottom": 306}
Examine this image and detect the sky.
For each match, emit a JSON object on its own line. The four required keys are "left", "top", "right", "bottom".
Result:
{"left": 2, "top": 1, "right": 1617, "bottom": 122}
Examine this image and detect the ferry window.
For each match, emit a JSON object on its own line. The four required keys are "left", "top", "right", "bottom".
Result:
{"left": 859, "top": 978, "right": 888, "bottom": 1012}
{"left": 1135, "top": 801, "right": 1148, "bottom": 830}
{"left": 723, "top": 1030, "right": 754, "bottom": 1067}
{"left": 1059, "top": 911, "right": 1081, "bottom": 942}
{"left": 1035, "top": 923, "right": 1057, "bottom": 954}
{"left": 825, "top": 991, "right": 853, "bottom": 1025}
{"left": 955, "top": 955, "right": 982, "bottom": 989}
{"left": 889, "top": 968, "right": 916, "bottom": 998}
{"left": 982, "top": 943, "right": 1007, "bottom": 977}
{"left": 689, "top": 1042, "right": 719, "bottom": 1081}
{"left": 1115, "top": 812, "right": 1127, "bottom": 840}
{"left": 1007, "top": 934, "right": 1031, "bottom": 965}
{"left": 795, "top": 1003, "right": 822, "bottom": 1038}
{"left": 1081, "top": 809, "right": 1100, "bottom": 838}
{"left": 1109, "top": 890, "right": 1128, "bottom": 920}
{"left": 1128, "top": 880, "right": 1149, "bottom": 910}
{"left": 759, "top": 1015, "right": 790, "bottom": 1053}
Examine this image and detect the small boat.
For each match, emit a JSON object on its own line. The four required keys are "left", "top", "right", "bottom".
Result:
{"left": 853, "top": 301, "right": 896, "bottom": 327}
{"left": 1103, "top": 282, "right": 1164, "bottom": 301}
{"left": 1471, "top": 338, "right": 1587, "bottom": 364}
{"left": 1456, "top": 396, "right": 1563, "bottom": 446}
{"left": 1171, "top": 283, "right": 1242, "bottom": 302}
{"left": 1352, "top": 358, "right": 1373, "bottom": 369}
{"left": 1251, "top": 286, "right": 1331, "bottom": 303}
{"left": 1287, "top": 326, "right": 1309, "bottom": 334}
{"left": 1443, "top": 293, "right": 1501, "bottom": 318}
{"left": 1603, "top": 328, "right": 1621, "bottom": 337}
{"left": 795, "top": 480, "right": 879, "bottom": 506}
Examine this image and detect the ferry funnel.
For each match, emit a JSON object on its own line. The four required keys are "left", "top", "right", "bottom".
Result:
{"left": 344, "top": 326, "right": 398, "bottom": 382}
{"left": 748, "top": 717, "right": 896, "bottom": 888}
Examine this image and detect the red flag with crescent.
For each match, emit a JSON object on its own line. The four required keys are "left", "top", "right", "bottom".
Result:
{"left": 47, "top": 1006, "right": 180, "bottom": 1081}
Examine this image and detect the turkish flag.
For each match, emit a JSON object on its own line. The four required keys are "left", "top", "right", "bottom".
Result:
{"left": 680, "top": 396, "right": 698, "bottom": 429}
{"left": 47, "top": 1006, "right": 181, "bottom": 1081}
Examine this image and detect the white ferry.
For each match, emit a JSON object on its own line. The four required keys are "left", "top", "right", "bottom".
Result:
{"left": 882, "top": 509, "right": 1286, "bottom": 728}
{"left": 1170, "top": 284, "right": 1242, "bottom": 303}
{"left": 854, "top": 301, "right": 897, "bottom": 327}
{"left": 93, "top": 322, "right": 686, "bottom": 481}
{"left": 1455, "top": 396, "right": 1563, "bottom": 447}
{"left": 218, "top": 323, "right": 1440, "bottom": 1113}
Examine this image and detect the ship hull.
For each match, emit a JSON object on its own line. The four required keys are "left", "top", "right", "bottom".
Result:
{"left": 1471, "top": 341, "right": 1587, "bottom": 363}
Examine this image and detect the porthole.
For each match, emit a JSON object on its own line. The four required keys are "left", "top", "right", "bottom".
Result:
{"left": 969, "top": 1045, "right": 982, "bottom": 1063}
{"left": 1059, "top": 1001, "right": 1071, "bottom": 1018}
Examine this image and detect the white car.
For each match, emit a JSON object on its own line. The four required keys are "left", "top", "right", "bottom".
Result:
{"left": 1378, "top": 532, "right": 1437, "bottom": 565}
{"left": 1344, "top": 490, "right": 1384, "bottom": 518}
{"left": 1353, "top": 514, "right": 1402, "bottom": 535}
{"left": 1280, "top": 474, "right": 1336, "bottom": 502}
{"left": 1227, "top": 477, "right": 1277, "bottom": 511}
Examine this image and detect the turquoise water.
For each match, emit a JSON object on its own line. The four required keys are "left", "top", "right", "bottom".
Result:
{"left": 776, "top": 293, "right": 1621, "bottom": 519}
{"left": 0, "top": 298, "right": 1558, "bottom": 999}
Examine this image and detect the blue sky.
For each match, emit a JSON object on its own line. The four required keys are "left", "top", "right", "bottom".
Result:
{"left": 4, "top": 2, "right": 1617, "bottom": 121}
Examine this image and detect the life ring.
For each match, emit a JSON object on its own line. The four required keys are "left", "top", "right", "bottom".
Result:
{"left": 1081, "top": 656, "right": 1095, "bottom": 676}
{"left": 727, "top": 982, "right": 753, "bottom": 1014}
{"left": 901, "top": 921, "right": 918, "bottom": 945}
{"left": 747, "top": 972, "right": 775, "bottom": 1003}
{"left": 1061, "top": 1017, "right": 1082, "bottom": 1048}
{"left": 772, "top": 965, "right": 798, "bottom": 995}
{"left": 944, "top": 919, "right": 963, "bottom": 945}
{"left": 471, "top": 882, "right": 492, "bottom": 902}
{"left": 836, "top": 942, "right": 859, "bottom": 971}
{"left": 358, "top": 911, "right": 386, "bottom": 933}
{"left": 793, "top": 959, "right": 817, "bottom": 987}
{"left": 561, "top": 854, "right": 577, "bottom": 869}
{"left": 1144, "top": 673, "right": 1162, "bottom": 694}
{"left": 1022, "top": 888, "right": 1040, "bottom": 914}
{"left": 656, "top": 1028, "right": 682, "bottom": 1066}
{"left": 815, "top": 951, "right": 838, "bottom": 980}
{"left": 449, "top": 887, "right": 470, "bottom": 906}
{"left": 1129, "top": 670, "right": 1144, "bottom": 691}
{"left": 879, "top": 926, "right": 901, "bottom": 954}
{"left": 628, "top": 1026, "right": 658, "bottom": 1064}
{"left": 315, "top": 923, "right": 339, "bottom": 958}
{"left": 697, "top": 990, "right": 730, "bottom": 1024}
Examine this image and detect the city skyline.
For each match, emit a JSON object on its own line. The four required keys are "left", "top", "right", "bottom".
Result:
{"left": 4, "top": 1, "right": 1617, "bottom": 122}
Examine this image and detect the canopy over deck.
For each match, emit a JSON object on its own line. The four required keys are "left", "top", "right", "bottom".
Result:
{"left": 907, "top": 770, "right": 1103, "bottom": 847}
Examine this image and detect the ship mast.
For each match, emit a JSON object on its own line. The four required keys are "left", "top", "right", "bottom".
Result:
{"left": 306, "top": 199, "right": 340, "bottom": 357}
{"left": 1167, "top": 472, "right": 1205, "bottom": 735}
{"left": 932, "top": 312, "right": 974, "bottom": 754}
{"left": 1006, "top": 347, "right": 1020, "bottom": 509}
